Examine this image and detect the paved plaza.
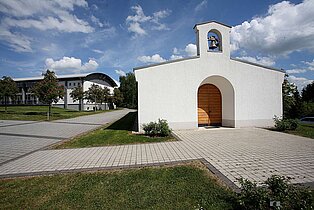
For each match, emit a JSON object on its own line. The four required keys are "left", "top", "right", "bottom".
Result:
{"left": 0, "top": 109, "right": 131, "bottom": 165}
{"left": 0, "top": 126, "right": 313, "bottom": 188}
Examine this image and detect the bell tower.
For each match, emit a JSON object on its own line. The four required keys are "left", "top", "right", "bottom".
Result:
{"left": 194, "top": 21, "right": 231, "bottom": 59}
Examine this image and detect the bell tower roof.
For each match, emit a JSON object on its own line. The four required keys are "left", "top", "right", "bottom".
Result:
{"left": 193, "top": 20, "right": 231, "bottom": 29}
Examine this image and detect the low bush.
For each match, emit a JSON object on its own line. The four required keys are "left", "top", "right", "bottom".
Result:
{"left": 142, "top": 119, "right": 171, "bottom": 137}
{"left": 273, "top": 116, "right": 299, "bottom": 131}
{"left": 238, "top": 175, "right": 314, "bottom": 210}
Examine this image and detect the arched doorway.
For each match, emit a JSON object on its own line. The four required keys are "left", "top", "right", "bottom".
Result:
{"left": 198, "top": 84, "right": 222, "bottom": 126}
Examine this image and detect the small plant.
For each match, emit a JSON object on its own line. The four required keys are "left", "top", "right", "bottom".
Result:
{"left": 238, "top": 175, "right": 314, "bottom": 210}
{"left": 142, "top": 119, "right": 171, "bottom": 137}
{"left": 237, "top": 178, "right": 268, "bottom": 210}
{"left": 273, "top": 115, "right": 299, "bottom": 131}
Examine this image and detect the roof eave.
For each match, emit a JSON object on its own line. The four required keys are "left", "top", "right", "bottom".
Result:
{"left": 133, "top": 56, "right": 200, "bottom": 71}
{"left": 193, "top": 20, "right": 232, "bottom": 29}
{"left": 231, "top": 58, "right": 285, "bottom": 73}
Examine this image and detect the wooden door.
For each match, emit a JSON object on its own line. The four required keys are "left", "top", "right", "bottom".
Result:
{"left": 198, "top": 84, "right": 222, "bottom": 126}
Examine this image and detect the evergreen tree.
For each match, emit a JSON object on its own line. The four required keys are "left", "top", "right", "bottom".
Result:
{"left": 282, "top": 74, "right": 298, "bottom": 119}
{"left": 302, "top": 81, "right": 314, "bottom": 102}
{"left": 112, "top": 88, "right": 124, "bottom": 107}
{"left": 119, "top": 72, "right": 137, "bottom": 108}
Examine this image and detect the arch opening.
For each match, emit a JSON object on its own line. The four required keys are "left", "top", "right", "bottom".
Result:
{"left": 197, "top": 75, "right": 235, "bottom": 127}
{"left": 207, "top": 29, "right": 222, "bottom": 52}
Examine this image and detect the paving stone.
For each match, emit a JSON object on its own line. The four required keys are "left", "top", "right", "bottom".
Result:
{"left": 0, "top": 109, "right": 131, "bottom": 164}
{"left": 1, "top": 127, "right": 314, "bottom": 188}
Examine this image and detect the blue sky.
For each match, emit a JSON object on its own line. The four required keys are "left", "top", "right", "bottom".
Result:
{"left": 0, "top": 0, "right": 313, "bottom": 90}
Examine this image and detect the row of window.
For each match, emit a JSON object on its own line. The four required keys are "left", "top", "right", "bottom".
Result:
{"left": 68, "top": 82, "right": 81, "bottom": 87}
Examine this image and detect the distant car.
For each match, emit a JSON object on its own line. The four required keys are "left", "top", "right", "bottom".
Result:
{"left": 300, "top": 117, "right": 314, "bottom": 124}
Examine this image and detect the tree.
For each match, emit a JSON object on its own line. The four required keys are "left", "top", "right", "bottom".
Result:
{"left": 85, "top": 84, "right": 103, "bottom": 111}
{"left": 31, "top": 70, "right": 64, "bottom": 119}
{"left": 102, "top": 87, "right": 110, "bottom": 104}
{"left": 301, "top": 81, "right": 314, "bottom": 102}
{"left": 70, "top": 84, "right": 84, "bottom": 111}
{"left": 119, "top": 72, "right": 137, "bottom": 108}
{"left": 112, "top": 88, "right": 124, "bottom": 107}
{"left": 282, "top": 74, "right": 298, "bottom": 119}
{"left": 0, "top": 76, "right": 18, "bottom": 112}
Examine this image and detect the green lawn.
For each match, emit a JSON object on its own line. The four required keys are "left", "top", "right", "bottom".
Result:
{"left": 0, "top": 162, "right": 237, "bottom": 210}
{"left": 0, "top": 106, "right": 114, "bottom": 121}
{"left": 286, "top": 123, "right": 314, "bottom": 139}
{"left": 55, "top": 112, "right": 174, "bottom": 149}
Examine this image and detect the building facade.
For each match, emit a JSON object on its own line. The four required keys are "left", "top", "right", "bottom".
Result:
{"left": 134, "top": 21, "right": 285, "bottom": 130}
{"left": 7, "top": 72, "right": 117, "bottom": 111}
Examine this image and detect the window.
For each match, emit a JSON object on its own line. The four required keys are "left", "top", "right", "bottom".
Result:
{"left": 69, "top": 82, "right": 71, "bottom": 86}
{"left": 73, "top": 82, "right": 76, "bottom": 86}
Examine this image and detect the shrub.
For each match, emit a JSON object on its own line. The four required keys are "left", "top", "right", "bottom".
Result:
{"left": 238, "top": 175, "right": 314, "bottom": 210}
{"left": 142, "top": 119, "right": 171, "bottom": 137}
{"left": 273, "top": 116, "right": 299, "bottom": 131}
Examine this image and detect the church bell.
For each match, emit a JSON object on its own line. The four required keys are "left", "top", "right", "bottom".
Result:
{"left": 208, "top": 36, "right": 219, "bottom": 49}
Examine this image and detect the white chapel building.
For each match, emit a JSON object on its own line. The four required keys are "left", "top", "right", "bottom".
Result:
{"left": 134, "top": 21, "right": 285, "bottom": 130}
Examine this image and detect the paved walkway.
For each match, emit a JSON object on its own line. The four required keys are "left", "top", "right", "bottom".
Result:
{"left": 0, "top": 127, "right": 313, "bottom": 188}
{"left": 0, "top": 109, "right": 131, "bottom": 165}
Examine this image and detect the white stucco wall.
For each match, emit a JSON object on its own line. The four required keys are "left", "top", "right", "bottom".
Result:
{"left": 135, "top": 21, "right": 285, "bottom": 130}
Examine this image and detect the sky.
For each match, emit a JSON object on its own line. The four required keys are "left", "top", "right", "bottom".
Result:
{"left": 0, "top": 0, "right": 313, "bottom": 91}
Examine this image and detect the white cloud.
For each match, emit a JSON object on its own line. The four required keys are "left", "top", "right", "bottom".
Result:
{"left": 173, "top": 47, "right": 179, "bottom": 54}
{"left": 3, "top": 15, "right": 93, "bottom": 33}
{"left": 185, "top": 43, "right": 197, "bottom": 56}
{"left": 170, "top": 55, "right": 183, "bottom": 60}
{"left": 286, "top": 69, "right": 307, "bottom": 74}
{"left": 195, "top": 0, "right": 207, "bottom": 12}
{"left": 127, "top": 22, "right": 147, "bottom": 35}
{"left": 45, "top": 56, "right": 98, "bottom": 73}
{"left": 235, "top": 56, "right": 276, "bottom": 66}
{"left": 151, "top": 10, "right": 171, "bottom": 31}
{"left": 115, "top": 69, "right": 126, "bottom": 77}
{"left": 303, "top": 59, "right": 314, "bottom": 70}
{"left": 126, "top": 5, "right": 171, "bottom": 37}
{"left": 231, "top": 0, "right": 314, "bottom": 56}
{"left": 126, "top": 5, "right": 151, "bottom": 23}
{"left": 0, "top": 25, "right": 32, "bottom": 52}
{"left": 138, "top": 54, "right": 166, "bottom": 63}
{"left": 288, "top": 75, "right": 313, "bottom": 91}
{"left": 91, "top": 15, "right": 103, "bottom": 27}
{"left": 0, "top": 0, "right": 93, "bottom": 52}
{"left": 81, "top": 59, "right": 99, "bottom": 71}
{"left": 92, "top": 49, "right": 104, "bottom": 54}
{"left": 0, "top": 0, "right": 88, "bottom": 17}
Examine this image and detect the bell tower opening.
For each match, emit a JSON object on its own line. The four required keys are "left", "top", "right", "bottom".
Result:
{"left": 207, "top": 29, "right": 222, "bottom": 52}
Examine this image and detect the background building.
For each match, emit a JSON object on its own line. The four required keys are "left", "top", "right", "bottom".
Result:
{"left": 9, "top": 72, "right": 117, "bottom": 111}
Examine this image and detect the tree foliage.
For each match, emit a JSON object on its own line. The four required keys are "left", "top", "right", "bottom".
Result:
{"left": 282, "top": 74, "right": 298, "bottom": 119}
{"left": 70, "top": 84, "right": 84, "bottom": 102}
{"left": 302, "top": 81, "right": 314, "bottom": 102}
{"left": 31, "top": 70, "right": 64, "bottom": 119}
{"left": 112, "top": 88, "right": 124, "bottom": 107}
{"left": 70, "top": 84, "right": 84, "bottom": 111}
{"left": 0, "top": 76, "right": 18, "bottom": 112}
{"left": 283, "top": 75, "right": 314, "bottom": 119}
{"left": 119, "top": 72, "right": 137, "bottom": 108}
{"left": 85, "top": 84, "right": 104, "bottom": 104}
{"left": 31, "top": 70, "right": 64, "bottom": 104}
